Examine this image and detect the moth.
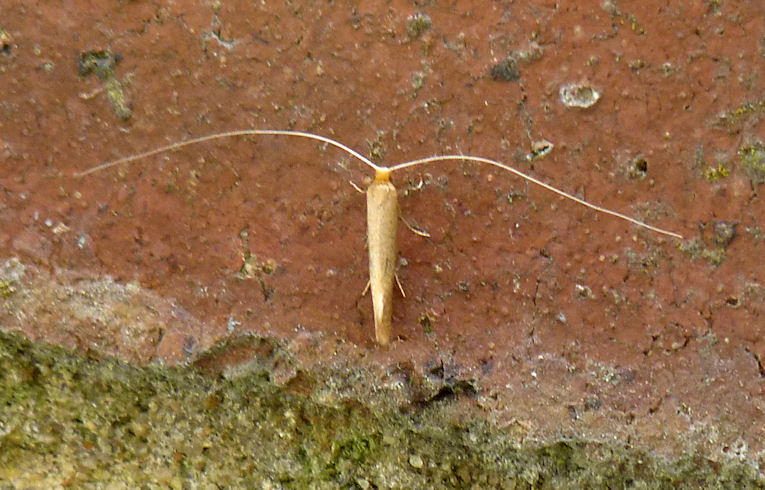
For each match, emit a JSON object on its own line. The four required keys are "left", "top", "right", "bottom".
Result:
{"left": 76, "top": 130, "right": 683, "bottom": 346}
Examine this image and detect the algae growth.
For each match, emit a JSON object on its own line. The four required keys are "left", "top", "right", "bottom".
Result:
{"left": 740, "top": 142, "right": 765, "bottom": 187}
{"left": 77, "top": 50, "right": 131, "bottom": 121}
{"left": 1, "top": 330, "right": 763, "bottom": 488}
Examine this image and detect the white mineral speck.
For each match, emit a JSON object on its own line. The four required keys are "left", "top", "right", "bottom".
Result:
{"left": 560, "top": 83, "right": 601, "bottom": 108}
{"left": 409, "top": 454, "right": 424, "bottom": 468}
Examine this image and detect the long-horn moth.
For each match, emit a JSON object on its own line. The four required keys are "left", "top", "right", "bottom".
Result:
{"left": 77, "top": 130, "right": 683, "bottom": 346}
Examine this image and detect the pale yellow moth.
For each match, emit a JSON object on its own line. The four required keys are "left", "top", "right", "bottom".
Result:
{"left": 76, "top": 130, "right": 684, "bottom": 346}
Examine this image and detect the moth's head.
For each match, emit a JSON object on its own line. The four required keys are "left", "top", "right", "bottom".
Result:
{"left": 374, "top": 168, "right": 393, "bottom": 183}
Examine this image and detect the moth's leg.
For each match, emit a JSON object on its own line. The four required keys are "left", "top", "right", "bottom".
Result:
{"left": 400, "top": 214, "right": 430, "bottom": 237}
{"left": 349, "top": 180, "right": 364, "bottom": 193}
{"left": 395, "top": 273, "right": 405, "bottom": 298}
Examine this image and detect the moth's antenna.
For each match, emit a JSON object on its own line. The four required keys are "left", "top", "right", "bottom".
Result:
{"left": 74, "top": 129, "right": 383, "bottom": 177}
{"left": 77, "top": 130, "right": 682, "bottom": 239}
{"left": 390, "top": 155, "right": 683, "bottom": 240}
